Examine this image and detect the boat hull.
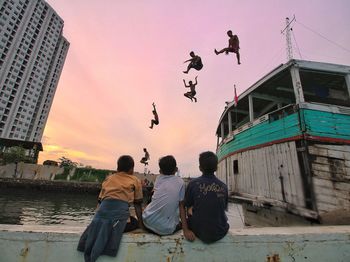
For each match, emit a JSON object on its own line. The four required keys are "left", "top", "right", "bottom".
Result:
{"left": 217, "top": 105, "right": 350, "bottom": 226}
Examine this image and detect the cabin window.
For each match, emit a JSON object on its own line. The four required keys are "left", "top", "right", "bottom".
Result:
{"left": 233, "top": 160, "right": 239, "bottom": 175}
{"left": 299, "top": 70, "right": 350, "bottom": 107}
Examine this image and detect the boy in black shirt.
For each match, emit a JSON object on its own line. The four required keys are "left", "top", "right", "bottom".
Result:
{"left": 184, "top": 151, "right": 229, "bottom": 243}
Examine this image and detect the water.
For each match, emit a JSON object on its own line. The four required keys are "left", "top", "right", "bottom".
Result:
{"left": 0, "top": 188, "right": 244, "bottom": 228}
{"left": 0, "top": 188, "right": 97, "bottom": 226}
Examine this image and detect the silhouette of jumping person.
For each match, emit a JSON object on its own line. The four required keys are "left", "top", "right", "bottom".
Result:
{"left": 149, "top": 103, "right": 159, "bottom": 129}
{"left": 140, "top": 148, "right": 150, "bottom": 166}
{"left": 183, "top": 76, "right": 198, "bottom": 102}
{"left": 183, "top": 51, "right": 203, "bottom": 74}
{"left": 215, "top": 30, "right": 241, "bottom": 65}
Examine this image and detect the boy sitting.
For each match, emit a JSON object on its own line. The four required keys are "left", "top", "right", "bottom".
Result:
{"left": 78, "top": 155, "right": 144, "bottom": 261}
{"left": 185, "top": 151, "right": 229, "bottom": 243}
{"left": 142, "top": 155, "right": 194, "bottom": 240}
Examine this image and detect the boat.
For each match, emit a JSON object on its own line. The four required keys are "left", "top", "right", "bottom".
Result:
{"left": 216, "top": 59, "right": 350, "bottom": 226}
{"left": 1, "top": 224, "right": 350, "bottom": 261}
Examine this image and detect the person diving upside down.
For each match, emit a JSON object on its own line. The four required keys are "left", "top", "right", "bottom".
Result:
{"left": 149, "top": 103, "right": 159, "bottom": 129}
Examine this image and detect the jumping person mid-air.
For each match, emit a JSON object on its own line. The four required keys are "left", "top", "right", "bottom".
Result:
{"left": 215, "top": 30, "right": 241, "bottom": 65}
{"left": 183, "top": 76, "right": 198, "bottom": 102}
{"left": 149, "top": 103, "right": 159, "bottom": 129}
{"left": 140, "top": 148, "right": 150, "bottom": 166}
{"left": 183, "top": 51, "right": 203, "bottom": 74}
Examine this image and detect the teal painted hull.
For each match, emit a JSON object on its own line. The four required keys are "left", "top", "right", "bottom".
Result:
{"left": 302, "top": 109, "right": 350, "bottom": 140}
{"left": 217, "top": 108, "right": 350, "bottom": 160}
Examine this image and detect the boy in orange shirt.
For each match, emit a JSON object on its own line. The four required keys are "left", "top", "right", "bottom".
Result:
{"left": 78, "top": 155, "right": 144, "bottom": 262}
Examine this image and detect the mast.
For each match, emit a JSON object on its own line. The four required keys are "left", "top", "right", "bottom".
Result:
{"left": 281, "top": 16, "right": 296, "bottom": 61}
{"left": 285, "top": 17, "right": 293, "bottom": 61}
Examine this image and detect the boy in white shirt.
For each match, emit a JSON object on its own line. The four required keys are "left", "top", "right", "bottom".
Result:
{"left": 142, "top": 155, "right": 194, "bottom": 240}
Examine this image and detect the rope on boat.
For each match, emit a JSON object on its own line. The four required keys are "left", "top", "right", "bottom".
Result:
{"left": 296, "top": 20, "right": 350, "bottom": 54}
{"left": 292, "top": 29, "right": 303, "bottom": 59}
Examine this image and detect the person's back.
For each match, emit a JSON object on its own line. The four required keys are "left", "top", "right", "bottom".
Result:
{"left": 193, "top": 55, "right": 203, "bottom": 68}
{"left": 142, "top": 155, "right": 185, "bottom": 235}
{"left": 189, "top": 83, "right": 196, "bottom": 93}
{"left": 78, "top": 155, "right": 144, "bottom": 262}
{"left": 185, "top": 151, "right": 229, "bottom": 243}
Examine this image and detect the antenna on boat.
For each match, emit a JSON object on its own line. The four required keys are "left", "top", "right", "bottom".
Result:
{"left": 281, "top": 15, "right": 296, "bottom": 61}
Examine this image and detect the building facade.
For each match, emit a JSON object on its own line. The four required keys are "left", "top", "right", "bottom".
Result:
{"left": 0, "top": 0, "right": 69, "bottom": 143}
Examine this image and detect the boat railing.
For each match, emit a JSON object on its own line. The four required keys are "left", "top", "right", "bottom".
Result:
{"left": 268, "top": 104, "right": 298, "bottom": 123}
{"left": 299, "top": 102, "right": 350, "bottom": 115}
{"left": 220, "top": 104, "right": 296, "bottom": 146}
{"left": 219, "top": 100, "right": 350, "bottom": 148}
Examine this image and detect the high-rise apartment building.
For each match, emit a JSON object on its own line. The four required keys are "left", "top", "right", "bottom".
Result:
{"left": 0, "top": 0, "right": 69, "bottom": 145}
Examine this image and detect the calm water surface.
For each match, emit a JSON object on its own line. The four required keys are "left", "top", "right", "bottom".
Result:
{"left": 0, "top": 188, "right": 244, "bottom": 228}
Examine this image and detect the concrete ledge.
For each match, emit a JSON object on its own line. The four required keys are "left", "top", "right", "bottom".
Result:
{"left": 0, "top": 178, "right": 101, "bottom": 193}
{"left": 0, "top": 225, "right": 349, "bottom": 261}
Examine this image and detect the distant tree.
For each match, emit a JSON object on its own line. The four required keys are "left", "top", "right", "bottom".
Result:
{"left": 58, "top": 156, "right": 77, "bottom": 168}
{"left": 1, "top": 146, "right": 30, "bottom": 164}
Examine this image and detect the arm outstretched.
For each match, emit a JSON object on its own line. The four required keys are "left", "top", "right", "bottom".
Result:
{"left": 183, "top": 79, "right": 189, "bottom": 87}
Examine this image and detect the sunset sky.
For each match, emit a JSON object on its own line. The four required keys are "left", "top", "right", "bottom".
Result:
{"left": 39, "top": 0, "right": 350, "bottom": 176}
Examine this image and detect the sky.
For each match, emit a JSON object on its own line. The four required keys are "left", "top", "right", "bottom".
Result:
{"left": 39, "top": 0, "right": 350, "bottom": 176}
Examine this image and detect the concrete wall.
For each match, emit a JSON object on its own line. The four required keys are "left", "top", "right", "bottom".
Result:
{"left": 0, "top": 165, "right": 157, "bottom": 183}
{"left": 0, "top": 163, "right": 63, "bottom": 180}
{"left": 134, "top": 172, "right": 157, "bottom": 185}
{"left": 0, "top": 225, "right": 349, "bottom": 262}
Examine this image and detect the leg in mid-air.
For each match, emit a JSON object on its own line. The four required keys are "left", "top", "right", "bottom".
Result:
{"left": 183, "top": 63, "right": 192, "bottom": 74}
{"left": 149, "top": 120, "right": 154, "bottom": 129}
{"left": 192, "top": 62, "right": 203, "bottom": 71}
{"left": 184, "top": 92, "right": 193, "bottom": 102}
{"left": 214, "top": 48, "right": 231, "bottom": 55}
{"left": 191, "top": 90, "right": 197, "bottom": 102}
{"left": 235, "top": 50, "right": 241, "bottom": 64}
{"left": 149, "top": 119, "right": 158, "bottom": 129}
